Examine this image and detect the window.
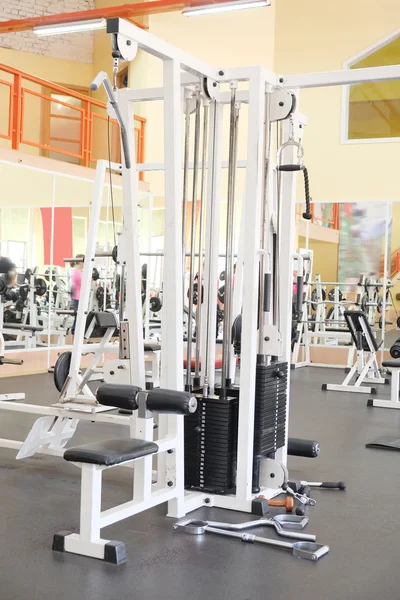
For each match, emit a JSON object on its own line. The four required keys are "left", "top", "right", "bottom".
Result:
{"left": 344, "top": 31, "right": 400, "bottom": 142}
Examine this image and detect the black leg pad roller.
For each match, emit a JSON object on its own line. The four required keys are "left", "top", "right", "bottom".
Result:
{"left": 96, "top": 384, "right": 141, "bottom": 411}
{"left": 146, "top": 389, "right": 197, "bottom": 415}
{"left": 288, "top": 437, "right": 320, "bottom": 458}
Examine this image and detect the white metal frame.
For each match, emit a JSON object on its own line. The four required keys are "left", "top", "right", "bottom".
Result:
{"left": 369, "top": 363, "right": 400, "bottom": 410}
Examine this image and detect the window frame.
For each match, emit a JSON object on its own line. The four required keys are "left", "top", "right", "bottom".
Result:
{"left": 341, "top": 28, "right": 400, "bottom": 145}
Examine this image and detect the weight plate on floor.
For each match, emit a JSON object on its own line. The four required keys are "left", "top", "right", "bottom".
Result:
{"left": 259, "top": 458, "right": 288, "bottom": 489}
{"left": 54, "top": 351, "right": 72, "bottom": 393}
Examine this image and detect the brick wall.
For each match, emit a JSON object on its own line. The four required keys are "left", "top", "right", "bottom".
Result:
{"left": 0, "top": 0, "right": 95, "bottom": 64}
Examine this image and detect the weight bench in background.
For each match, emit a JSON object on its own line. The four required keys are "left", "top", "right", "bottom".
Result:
{"left": 322, "top": 310, "right": 388, "bottom": 395}
{"left": 53, "top": 383, "right": 196, "bottom": 563}
{"left": 367, "top": 360, "right": 400, "bottom": 410}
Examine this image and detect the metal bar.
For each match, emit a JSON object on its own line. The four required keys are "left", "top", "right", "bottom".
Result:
{"left": 182, "top": 91, "right": 192, "bottom": 312}
{"left": 280, "top": 64, "right": 400, "bottom": 89}
{"left": 220, "top": 86, "right": 239, "bottom": 395}
{"left": 11, "top": 73, "right": 21, "bottom": 150}
{"left": 194, "top": 101, "right": 209, "bottom": 380}
{"left": 186, "top": 91, "right": 201, "bottom": 389}
{"left": 108, "top": 18, "right": 217, "bottom": 80}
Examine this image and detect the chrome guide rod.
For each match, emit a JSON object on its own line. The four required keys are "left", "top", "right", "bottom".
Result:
{"left": 185, "top": 92, "right": 202, "bottom": 390}
{"left": 194, "top": 101, "right": 209, "bottom": 382}
{"left": 221, "top": 86, "right": 239, "bottom": 396}
{"left": 182, "top": 92, "right": 192, "bottom": 310}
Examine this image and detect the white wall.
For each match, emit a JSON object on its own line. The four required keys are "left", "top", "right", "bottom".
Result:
{"left": 0, "top": 0, "right": 95, "bottom": 63}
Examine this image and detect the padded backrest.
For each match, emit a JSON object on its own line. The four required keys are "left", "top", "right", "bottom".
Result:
{"left": 343, "top": 310, "right": 379, "bottom": 352}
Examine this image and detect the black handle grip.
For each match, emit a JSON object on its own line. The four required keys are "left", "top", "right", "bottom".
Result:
{"left": 296, "top": 276, "right": 303, "bottom": 312}
{"left": 301, "top": 485, "right": 311, "bottom": 497}
{"left": 146, "top": 389, "right": 197, "bottom": 415}
{"left": 97, "top": 384, "right": 141, "bottom": 411}
{"left": 302, "top": 167, "right": 313, "bottom": 220}
{"left": 288, "top": 437, "right": 320, "bottom": 458}
{"left": 263, "top": 273, "right": 271, "bottom": 312}
{"left": 277, "top": 164, "right": 303, "bottom": 172}
{"left": 320, "top": 481, "right": 346, "bottom": 490}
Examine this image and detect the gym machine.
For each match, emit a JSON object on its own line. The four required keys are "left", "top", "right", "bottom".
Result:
{"left": 2, "top": 19, "right": 397, "bottom": 563}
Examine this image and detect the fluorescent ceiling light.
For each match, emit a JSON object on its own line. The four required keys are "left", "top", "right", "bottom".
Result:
{"left": 33, "top": 18, "right": 106, "bottom": 36}
{"left": 183, "top": 0, "right": 270, "bottom": 16}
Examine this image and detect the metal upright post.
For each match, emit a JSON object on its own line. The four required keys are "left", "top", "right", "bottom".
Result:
{"left": 235, "top": 70, "right": 265, "bottom": 505}
{"left": 182, "top": 91, "right": 192, "bottom": 311}
{"left": 118, "top": 89, "right": 146, "bottom": 389}
{"left": 62, "top": 160, "right": 106, "bottom": 400}
{"left": 160, "top": 58, "right": 184, "bottom": 517}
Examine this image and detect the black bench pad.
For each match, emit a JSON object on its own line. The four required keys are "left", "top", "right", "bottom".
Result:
{"left": 144, "top": 342, "right": 161, "bottom": 352}
{"left": 382, "top": 360, "right": 400, "bottom": 369}
{"left": 4, "top": 323, "right": 44, "bottom": 332}
{"left": 64, "top": 438, "right": 158, "bottom": 466}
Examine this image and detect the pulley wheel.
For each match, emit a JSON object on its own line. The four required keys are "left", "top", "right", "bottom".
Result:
{"left": 54, "top": 351, "right": 72, "bottom": 392}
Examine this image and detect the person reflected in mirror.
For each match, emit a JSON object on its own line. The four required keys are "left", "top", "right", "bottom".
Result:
{"left": 70, "top": 254, "right": 84, "bottom": 336}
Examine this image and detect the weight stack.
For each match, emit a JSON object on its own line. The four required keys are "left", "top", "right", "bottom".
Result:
{"left": 252, "top": 361, "right": 288, "bottom": 492}
{"left": 184, "top": 395, "right": 238, "bottom": 494}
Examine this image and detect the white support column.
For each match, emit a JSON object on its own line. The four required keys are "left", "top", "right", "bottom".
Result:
{"left": 79, "top": 464, "right": 102, "bottom": 542}
{"left": 160, "top": 58, "right": 185, "bottom": 518}
{"left": 64, "top": 161, "right": 107, "bottom": 398}
{"left": 201, "top": 101, "right": 223, "bottom": 392}
{"left": 236, "top": 69, "right": 265, "bottom": 503}
{"left": 119, "top": 91, "right": 146, "bottom": 389}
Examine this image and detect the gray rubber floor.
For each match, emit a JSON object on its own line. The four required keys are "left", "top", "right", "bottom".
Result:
{"left": 0, "top": 368, "right": 399, "bottom": 600}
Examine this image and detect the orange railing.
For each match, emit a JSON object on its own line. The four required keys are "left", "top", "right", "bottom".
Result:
{"left": 0, "top": 64, "right": 145, "bottom": 178}
{"left": 296, "top": 204, "right": 339, "bottom": 229}
{"left": 379, "top": 248, "right": 400, "bottom": 277}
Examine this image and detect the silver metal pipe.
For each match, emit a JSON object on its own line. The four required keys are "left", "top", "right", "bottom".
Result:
{"left": 194, "top": 102, "right": 209, "bottom": 380}
{"left": 182, "top": 93, "right": 192, "bottom": 309}
{"left": 258, "top": 92, "right": 272, "bottom": 355}
{"left": 202, "top": 100, "right": 218, "bottom": 398}
{"left": 186, "top": 92, "right": 202, "bottom": 389}
{"left": 221, "top": 88, "right": 239, "bottom": 395}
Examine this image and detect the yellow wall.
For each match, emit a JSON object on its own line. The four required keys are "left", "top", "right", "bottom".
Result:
{"left": 298, "top": 236, "right": 339, "bottom": 283}
{"left": 274, "top": 0, "right": 400, "bottom": 202}
{"left": 0, "top": 47, "right": 93, "bottom": 87}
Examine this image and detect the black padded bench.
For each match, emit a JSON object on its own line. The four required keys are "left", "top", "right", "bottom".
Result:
{"left": 64, "top": 438, "right": 158, "bottom": 467}
{"left": 53, "top": 383, "right": 197, "bottom": 564}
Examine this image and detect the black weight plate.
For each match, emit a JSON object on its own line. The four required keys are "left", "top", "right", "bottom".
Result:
{"left": 15, "top": 299, "right": 25, "bottom": 312}
{"left": 150, "top": 296, "right": 162, "bottom": 313}
{"left": 54, "top": 351, "right": 72, "bottom": 393}
{"left": 25, "top": 268, "right": 33, "bottom": 281}
{"left": 377, "top": 295, "right": 383, "bottom": 314}
{"left": 397, "top": 316, "right": 400, "bottom": 329}
{"left": 112, "top": 245, "right": 118, "bottom": 263}
{"left": 34, "top": 278, "right": 47, "bottom": 297}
